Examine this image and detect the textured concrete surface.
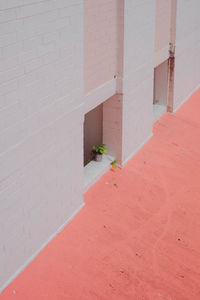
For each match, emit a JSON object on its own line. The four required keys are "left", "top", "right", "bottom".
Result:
{"left": 1, "top": 89, "right": 200, "bottom": 299}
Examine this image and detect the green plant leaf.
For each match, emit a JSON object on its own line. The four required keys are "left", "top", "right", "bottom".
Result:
{"left": 110, "top": 160, "right": 117, "bottom": 168}
{"left": 92, "top": 144, "right": 107, "bottom": 154}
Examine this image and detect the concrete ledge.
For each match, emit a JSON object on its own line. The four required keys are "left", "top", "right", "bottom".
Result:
{"left": 84, "top": 154, "right": 114, "bottom": 192}
{"left": 153, "top": 104, "right": 167, "bottom": 122}
{"left": 154, "top": 47, "right": 169, "bottom": 67}
{"left": 84, "top": 79, "right": 116, "bottom": 114}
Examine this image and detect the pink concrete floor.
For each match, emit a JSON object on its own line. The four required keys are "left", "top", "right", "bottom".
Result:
{"left": 1, "top": 89, "right": 200, "bottom": 299}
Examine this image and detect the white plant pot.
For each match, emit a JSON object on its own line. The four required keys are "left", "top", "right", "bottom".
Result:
{"left": 94, "top": 153, "right": 102, "bottom": 162}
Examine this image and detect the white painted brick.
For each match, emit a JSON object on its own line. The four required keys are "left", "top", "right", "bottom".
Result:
{"left": 1, "top": 42, "right": 23, "bottom": 58}
{"left": 22, "top": 0, "right": 44, "bottom": 5}
{"left": 0, "top": 20, "right": 23, "bottom": 36}
{"left": 0, "top": 66, "right": 24, "bottom": 84}
{"left": 42, "top": 49, "right": 59, "bottom": 64}
{"left": 55, "top": 0, "right": 82, "bottom": 9}
{"left": 0, "top": 107, "right": 82, "bottom": 180}
{"left": 0, "top": 9, "right": 17, "bottom": 23}
{"left": 23, "top": 36, "right": 42, "bottom": 52}
{"left": 16, "top": 25, "right": 36, "bottom": 41}
{"left": 34, "top": 21, "right": 57, "bottom": 36}
{"left": 55, "top": 16, "right": 70, "bottom": 30}
{"left": 43, "top": 31, "right": 59, "bottom": 44}
{"left": 24, "top": 56, "right": 44, "bottom": 73}
{"left": 0, "top": 90, "right": 19, "bottom": 110}
{"left": 37, "top": 42, "right": 56, "bottom": 56}
{"left": 17, "top": 1, "right": 55, "bottom": 18}
{"left": 0, "top": 55, "right": 20, "bottom": 72}
{"left": 0, "top": 103, "right": 23, "bottom": 132}
{"left": 23, "top": 10, "right": 58, "bottom": 27}
{"left": 0, "top": 79, "right": 18, "bottom": 96}
{"left": 17, "top": 12, "right": 58, "bottom": 41}
{"left": 0, "top": 0, "right": 23, "bottom": 10}
{"left": 59, "top": 4, "right": 82, "bottom": 18}
{"left": 0, "top": 18, "right": 84, "bottom": 284}
{"left": 19, "top": 48, "right": 38, "bottom": 63}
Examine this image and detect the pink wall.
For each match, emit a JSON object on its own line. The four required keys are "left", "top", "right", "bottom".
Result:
{"left": 155, "top": 0, "right": 171, "bottom": 52}
{"left": 154, "top": 60, "right": 169, "bottom": 106}
{"left": 84, "top": 0, "right": 118, "bottom": 93}
{"left": 103, "top": 94, "right": 123, "bottom": 164}
{"left": 154, "top": 0, "right": 171, "bottom": 66}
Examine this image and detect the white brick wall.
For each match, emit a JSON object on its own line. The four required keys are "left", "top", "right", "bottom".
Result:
{"left": 174, "top": 0, "right": 200, "bottom": 110}
{"left": 0, "top": 0, "right": 84, "bottom": 290}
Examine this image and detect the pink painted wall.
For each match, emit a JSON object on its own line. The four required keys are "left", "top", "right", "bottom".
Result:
{"left": 103, "top": 94, "right": 123, "bottom": 164}
{"left": 154, "top": 0, "right": 171, "bottom": 66}
{"left": 84, "top": 0, "right": 118, "bottom": 93}
{"left": 154, "top": 60, "right": 169, "bottom": 106}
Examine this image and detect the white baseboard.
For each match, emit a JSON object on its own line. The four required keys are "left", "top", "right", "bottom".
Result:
{"left": 84, "top": 79, "right": 116, "bottom": 114}
{"left": 84, "top": 154, "right": 114, "bottom": 192}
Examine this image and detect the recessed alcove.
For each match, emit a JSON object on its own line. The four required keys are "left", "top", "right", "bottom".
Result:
{"left": 84, "top": 94, "right": 122, "bottom": 191}
{"left": 153, "top": 60, "right": 169, "bottom": 121}
{"left": 84, "top": 103, "right": 103, "bottom": 166}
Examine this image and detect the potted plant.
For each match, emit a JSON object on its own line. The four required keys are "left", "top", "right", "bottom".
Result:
{"left": 92, "top": 144, "right": 107, "bottom": 162}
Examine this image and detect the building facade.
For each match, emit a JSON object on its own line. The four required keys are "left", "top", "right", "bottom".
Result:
{"left": 0, "top": 0, "right": 200, "bottom": 291}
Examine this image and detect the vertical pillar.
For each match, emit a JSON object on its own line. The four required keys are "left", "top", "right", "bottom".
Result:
{"left": 121, "top": 0, "right": 155, "bottom": 164}
{"left": 167, "top": 0, "right": 177, "bottom": 112}
{"left": 103, "top": 94, "right": 123, "bottom": 165}
{"left": 102, "top": 0, "right": 124, "bottom": 166}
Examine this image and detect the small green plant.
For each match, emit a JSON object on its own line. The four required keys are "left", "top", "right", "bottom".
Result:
{"left": 110, "top": 160, "right": 117, "bottom": 169}
{"left": 87, "top": 158, "right": 91, "bottom": 164}
{"left": 92, "top": 144, "right": 107, "bottom": 154}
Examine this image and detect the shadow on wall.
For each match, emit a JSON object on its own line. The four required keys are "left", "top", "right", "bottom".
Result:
{"left": 84, "top": 104, "right": 103, "bottom": 166}
{"left": 153, "top": 59, "right": 169, "bottom": 121}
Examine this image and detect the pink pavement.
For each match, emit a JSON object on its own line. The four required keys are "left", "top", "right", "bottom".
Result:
{"left": 1, "top": 89, "right": 200, "bottom": 299}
